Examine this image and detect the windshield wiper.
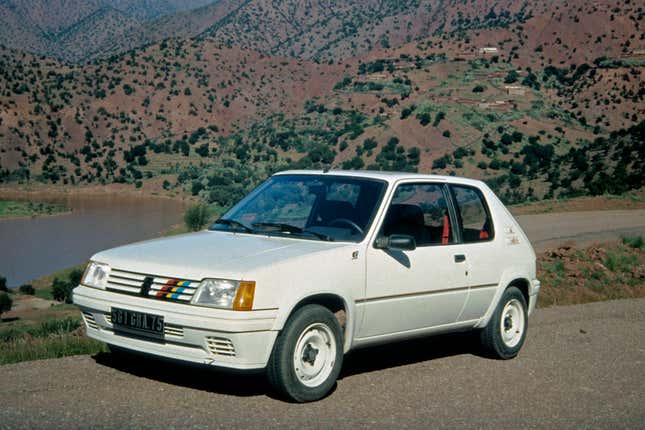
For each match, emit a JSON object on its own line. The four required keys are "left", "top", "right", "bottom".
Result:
{"left": 212, "top": 218, "right": 254, "bottom": 233}
{"left": 252, "top": 222, "right": 333, "bottom": 241}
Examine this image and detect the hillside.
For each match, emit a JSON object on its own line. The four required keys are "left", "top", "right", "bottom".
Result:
{"left": 0, "top": 0, "right": 642, "bottom": 207}
{"left": 0, "top": 0, "right": 222, "bottom": 62}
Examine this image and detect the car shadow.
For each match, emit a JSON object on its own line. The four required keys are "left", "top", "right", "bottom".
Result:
{"left": 93, "top": 349, "right": 270, "bottom": 397}
{"left": 92, "top": 332, "right": 483, "bottom": 398}
{"left": 340, "top": 331, "right": 482, "bottom": 379}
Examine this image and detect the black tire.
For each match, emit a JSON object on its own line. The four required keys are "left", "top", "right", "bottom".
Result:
{"left": 479, "top": 286, "right": 528, "bottom": 359}
{"left": 267, "top": 304, "right": 344, "bottom": 402}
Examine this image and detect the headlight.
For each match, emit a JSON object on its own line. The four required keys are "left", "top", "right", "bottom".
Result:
{"left": 192, "top": 279, "right": 255, "bottom": 311}
{"left": 82, "top": 261, "right": 111, "bottom": 290}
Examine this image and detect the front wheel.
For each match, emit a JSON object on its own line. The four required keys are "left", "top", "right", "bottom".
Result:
{"left": 479, "top": 286, "right": 528, "bottom": 359}
{"left": 267, "top": 304, "right": 343, "bottom": 402}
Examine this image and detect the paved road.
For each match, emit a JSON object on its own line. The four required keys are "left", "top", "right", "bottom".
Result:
{"left": 1, "top": 299, "right": 643, "bottom": 429}
{"left": 516, "top": 209, "right": 645, "bottom": 251}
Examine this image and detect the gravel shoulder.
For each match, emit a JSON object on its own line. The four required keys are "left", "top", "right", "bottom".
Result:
{"left": 1, "top": 298, "right": 644, "bottom": 429}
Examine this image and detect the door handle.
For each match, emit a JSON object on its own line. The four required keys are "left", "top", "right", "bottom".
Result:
{"left": 454, "top": 254, "right": 466, "bottom": 263}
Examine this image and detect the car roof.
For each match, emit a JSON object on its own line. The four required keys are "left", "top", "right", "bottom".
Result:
{"left": 274, "top": 169, "right": 487, "bottom": 187}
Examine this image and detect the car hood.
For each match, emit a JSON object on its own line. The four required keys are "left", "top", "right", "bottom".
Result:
{"left": 92, "top": 230, "right": 352, "bottom": 280}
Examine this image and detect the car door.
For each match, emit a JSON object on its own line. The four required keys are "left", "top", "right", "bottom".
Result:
{"left": 447, "top": 184, "right": 502, "bottom": 321}
{"left": 357, "top": 182, "right": 470, "bottom": 339}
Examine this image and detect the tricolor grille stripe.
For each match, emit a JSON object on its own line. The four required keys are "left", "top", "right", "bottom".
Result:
{"left": 107, "top": 270, "right": 199, "bottom": 303}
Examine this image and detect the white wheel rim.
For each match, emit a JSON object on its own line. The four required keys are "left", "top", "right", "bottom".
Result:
{"left": 500, "top": 299, "right": 525, "bottom": 348}
{"left": 293, "top": 323, "right": 337, "bottom": 388}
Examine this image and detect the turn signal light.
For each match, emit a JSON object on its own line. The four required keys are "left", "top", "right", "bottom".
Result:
{"left": 233, "top": 281, "right": 256, "bottom": 311}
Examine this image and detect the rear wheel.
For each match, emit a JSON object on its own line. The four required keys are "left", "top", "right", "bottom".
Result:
{"left": 267, "top": 305, "right": 343, "bottom": 402}
{"left": 479, "top": 286, "right": 528, "bottom": 359}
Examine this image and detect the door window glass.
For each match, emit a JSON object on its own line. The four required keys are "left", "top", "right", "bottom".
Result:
{"left": 451, "top": 185, "right": 494, "bottom": 242}
{"left": 381, "top": 183, "right": 454, "bottom": 246}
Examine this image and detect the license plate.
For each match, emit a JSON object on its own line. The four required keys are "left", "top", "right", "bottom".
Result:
{"left": 111, "top": 307, "right": 164, "bottom": 340}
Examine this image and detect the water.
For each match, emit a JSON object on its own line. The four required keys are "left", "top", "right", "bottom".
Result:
{"left": 0, "top": 193, "right": 185, "bottom": 287}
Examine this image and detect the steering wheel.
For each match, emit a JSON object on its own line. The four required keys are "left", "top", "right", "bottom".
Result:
{"left": 329, "top": 218, "right": 364, "bottom": 236}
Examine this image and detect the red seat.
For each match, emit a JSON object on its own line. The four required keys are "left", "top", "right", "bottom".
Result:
{"left": 442, "top": 214, "right": 450, "bottom": 244}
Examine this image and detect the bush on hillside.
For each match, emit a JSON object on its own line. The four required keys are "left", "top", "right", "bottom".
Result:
{"left": 19, "top": 284, "right": 35, "bottom": 295}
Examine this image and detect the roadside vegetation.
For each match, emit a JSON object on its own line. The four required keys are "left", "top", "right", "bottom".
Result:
{"left": 0, "top": 266, "right": 106, "bottom": 365}
{"left": 537, "top": 236, "right": 645, "bottom": 307}
{"left": 0, "top": 317, "right": 106, "bottom": 365}
{"left": 0, "top": 200, "right": 69, "bottom": 219}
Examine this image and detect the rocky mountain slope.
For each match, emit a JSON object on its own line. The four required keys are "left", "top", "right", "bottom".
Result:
{"left": 0, "top": 0, "right": 642, "bottom": 206}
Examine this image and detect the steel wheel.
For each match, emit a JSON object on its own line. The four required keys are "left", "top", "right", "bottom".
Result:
{"left": 293, "top": 323, "right": 337, "bottom": 387}
{"left": 499, "top": 298, "right": 525, "bottom": 348}
{"left": 267, "top": 304, "right": 344, "bottom": 402}
{"left": 479, "top": 286, "right": 528, "bottom": 359}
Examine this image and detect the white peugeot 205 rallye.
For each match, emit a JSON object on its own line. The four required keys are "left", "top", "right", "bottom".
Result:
{"left": 74, "top": 170, "right": 540, "bottom": 402}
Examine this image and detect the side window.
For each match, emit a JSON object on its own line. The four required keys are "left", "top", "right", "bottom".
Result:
{"left": 451, "top": 185, "right": 494, "bottom": 242}
{"left": 381, "top": 183, "right": 454, "bottom": 246}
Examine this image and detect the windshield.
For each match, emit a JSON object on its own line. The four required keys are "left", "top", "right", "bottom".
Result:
{"left": 209, "top": 174, "right": 386, "bottom": 242}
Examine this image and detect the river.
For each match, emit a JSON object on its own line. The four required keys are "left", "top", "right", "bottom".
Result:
{"left": 0, "top": 193, "right": 185, "bottom": 287}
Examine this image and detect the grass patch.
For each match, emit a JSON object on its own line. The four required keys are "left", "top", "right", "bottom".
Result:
{"left": 0, "top": 332, "right": 107, "bottom": 365}
{"left": 0, "top": 200, "right": 69, "bottom": 219}
{"left": 622, "top": 235, "right": 644, "bottom": 250}
{"left": 0, "top": 316, "right": 107, "bottom": 365}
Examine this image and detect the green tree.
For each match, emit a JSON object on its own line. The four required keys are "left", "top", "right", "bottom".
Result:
{"left": 52, "top": 278, "right": 72, "bottom": 303}
{"left": 0, "top": 275, "right": 6, "bottom": 292}
{"left": 19, "top": 284, "right": 35, "bottom": 295}
{"left": 504, "top": 70, "right": 519, "bottom": 84}
{"left": 0, "top": 292, "right": 12, "bottom": 319}
{"left": 184, "top": 204, "right": 209, "bottom": 231}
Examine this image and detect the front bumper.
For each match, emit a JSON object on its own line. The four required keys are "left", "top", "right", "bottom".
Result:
{"left": 73, "top": 285, "right": 278, "bottom": 370}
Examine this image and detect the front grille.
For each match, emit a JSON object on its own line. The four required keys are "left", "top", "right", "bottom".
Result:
{"left": 105, "top": 314, "right": 184, "bottom": 338}
{"left": 205, "top": 336, "right": 236, "bottom": 357}
{"left": 106, "top": 268, "right": 199, "bottom": 303}
{"left": 82, "top": 312, "right": 99, "bottom": 330}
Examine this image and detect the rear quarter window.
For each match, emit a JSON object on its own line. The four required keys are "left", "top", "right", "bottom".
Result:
{"left": 450, "top": 185, "right": 494, "bottom": 243}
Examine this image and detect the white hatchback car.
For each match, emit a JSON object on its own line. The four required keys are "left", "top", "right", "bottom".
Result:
{"left": 74, "top": 170, "right": 540, "bottom": 401}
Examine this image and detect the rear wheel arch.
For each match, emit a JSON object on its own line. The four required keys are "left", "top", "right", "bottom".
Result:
{"left": 507, "top": 278, "right": 530, "bottom": 307}
{"left": 476, "top": 273, "right": 533, "bottom": 328}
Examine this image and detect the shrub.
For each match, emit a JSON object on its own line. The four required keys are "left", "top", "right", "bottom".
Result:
{"left": 0, "top": 292, "right": 13, "bottom": 318}
{"left": 417, "top": 112, "right": 431, "bottom": 126}
{"left": 400, "top": 106, "right": 414, "bottom": 119}
{"left": 51, "top": 269, "right": 82, "bottom": 304}
{"left": 52, "top": 278, "right": 72, "bottom": 303}
{"left": 184, "top": 204, "right": 209, "bottom": 231}
{"left": 433, "top": 111, "right": 446, "bottom": 127}
{"left": 621, "top": 236, "right": 644, "bottom": 250}
{"left": 19, "top": 284, "right": 35, "bottom": 295}
{"left": 0, "top": 276, "right": 6, "bottom": 292}
{"left": 504, "top": 70, "right": 519, "bottom": 84}
{"left": 472, "top": 85, "right": 486, "bottom": 93}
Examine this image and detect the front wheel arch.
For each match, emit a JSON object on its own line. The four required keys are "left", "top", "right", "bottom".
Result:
{"left": 275, "top": 293, "right": 353, "bottom": 352}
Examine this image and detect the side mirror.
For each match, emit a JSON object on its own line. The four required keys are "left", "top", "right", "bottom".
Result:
{"left": 374, "top": 234, "right": 416, "bottom": 251}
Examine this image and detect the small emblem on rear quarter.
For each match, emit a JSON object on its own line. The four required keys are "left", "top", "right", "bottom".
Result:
{"left": 352, "top": 250, "right": 359, "bottom": 259}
